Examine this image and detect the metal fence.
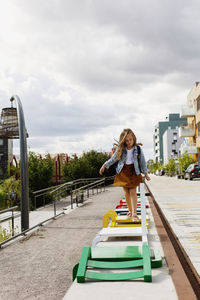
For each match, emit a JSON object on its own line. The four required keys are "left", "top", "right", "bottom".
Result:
{"left": 0, "top": 176, "right": 114, "bottom": 248}
{"left": 32, "top": 176, "right": 114, "bottom": 210}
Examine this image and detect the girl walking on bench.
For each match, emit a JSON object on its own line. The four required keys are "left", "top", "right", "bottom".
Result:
{"left": 99, "top": 128, "right": 150, "bottom": 222}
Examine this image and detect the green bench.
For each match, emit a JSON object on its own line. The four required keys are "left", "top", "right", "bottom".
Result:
{"left": 73, "top": 244, "right": 162, "bottom": 283}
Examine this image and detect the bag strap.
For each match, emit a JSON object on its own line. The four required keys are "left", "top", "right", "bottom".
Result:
{"left": 137, "top": 145, "right": 142, "bottom": 172}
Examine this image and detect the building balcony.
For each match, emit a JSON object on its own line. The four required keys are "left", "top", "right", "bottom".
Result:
{"left": 180, "top": 142, "right": 198, "bottom": 155}
{"left": 180, "top": 105, "right": 195, "bottom": 118}
{"left": 179, "top": 125, "right": 195, "bottom": 137}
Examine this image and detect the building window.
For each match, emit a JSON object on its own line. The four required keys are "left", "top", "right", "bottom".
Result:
{"left": 197, "top": 122, "right": 200, "bottom": 136}
{"left": 197, "top": 96, "right": 200, "bottom": 111}
{"left": 173, "top": 132, "right": 177, "bottom": 141}
{"left": 0, "top": 139, "right": 3, "bottom": 146}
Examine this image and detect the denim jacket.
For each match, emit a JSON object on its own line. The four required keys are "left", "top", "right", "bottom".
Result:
{"left": 105, "top": 145, "right": 148, "bottom": 175}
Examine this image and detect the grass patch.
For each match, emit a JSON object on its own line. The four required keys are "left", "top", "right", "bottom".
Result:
{"left": 0, "top": 221, "right": 19, "bottom": 242}
{"left": 0, "top": 222, "right": 12, "bottom": 242}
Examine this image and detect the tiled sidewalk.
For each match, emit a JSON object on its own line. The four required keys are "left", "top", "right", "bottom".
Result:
{"left": 147, "top": 174, "right": 200, "bottom": 275}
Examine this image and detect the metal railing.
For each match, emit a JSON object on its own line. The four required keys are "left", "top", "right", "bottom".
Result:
{"left": 49, "top": 176, "right": 115, "bottom": 213}
{"left": 33, "top": 176, "right": 114, "bottom": 210}
{"left": 32, "top": 183, "right": 64, "bottom": 209}
{"left": 32, "top": 176, "right": 114, "bottom": 222}
{"left": 0, "top": 211, "right": 65, "bottom": 248}
{"left": 69, "top": 178, "right": 105, "bottom": 209}
{"left": 0, "top": 176, "right": 115, "bottom": 248}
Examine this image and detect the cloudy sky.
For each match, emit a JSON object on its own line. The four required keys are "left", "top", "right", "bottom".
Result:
{"left": 0, "top": 0, "right": 199, "bottom": 160}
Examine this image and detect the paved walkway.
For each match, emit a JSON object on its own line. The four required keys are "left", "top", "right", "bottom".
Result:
{"left": 0, "top": 209, "right": 63, "bottom": 234}
{"left": 1, "top": 176, "right": 199, "bottom": 300}
{"left": 63, "top": 192, "right": 177, "bottom": 300}
{"left": 0, "top": 187, "right": 120, "bottom": 300}
{"left": 147, "top": 174, "right": 200, "bottom": 276}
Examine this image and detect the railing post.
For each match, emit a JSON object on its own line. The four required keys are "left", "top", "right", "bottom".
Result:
{"left": 104, "top": 178, "right": 105, "bottom": 192}
{"left": 11, "top": 209, "right": 14, "bottom": 236}
{"left": 54, "top": 196, "right": 56, "bottom": 217}
{"left": 87, "top": 188, "right": 89, "bottom": 198}
{"left": 34, "top": 196, "right": 36, "bottom": 209}
{"left": 71, "top": 189, "right": 73, "bottom": 209}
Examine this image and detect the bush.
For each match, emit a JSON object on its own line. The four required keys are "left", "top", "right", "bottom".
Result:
{"left": 0, "top": 177, "right": 20, "bottom": 208}
{"left": 0, "top": 190, "right": 8, "bottom": 210}
{"left": 28, "top": 152, "right": 54, "bottom": 207}
{"left": 147, "top": 160, "right": 164, "bottom": 174}
{"left": 178, "top": 152, "right": 196, "bottom": 173}
{"left": 0, "top": 222, "right": 16, "bottom": 242}
{"left": 63, "top": 150, "right": 114, "bottom": 181}
{"left": 28, "top": 152, "right": 54, "bottom": 193}
{"left": 165, "top": 158, "right": 176, "bottom": 177}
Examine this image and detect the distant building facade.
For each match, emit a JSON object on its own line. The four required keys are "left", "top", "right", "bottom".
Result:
{"left": 179, "top": 82, "right": 200, "bottom": 160}
{"left": 0, "top": 139, "right": 13, "bottom": 178}
{"left": 153, "top": 113, "right": 187, "bottom": 164}
{"left": 163, "top": 128, "right": 184, "bottom": 164}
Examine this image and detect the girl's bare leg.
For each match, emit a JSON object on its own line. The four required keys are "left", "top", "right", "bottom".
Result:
{"left": 129, "top": 188, "right": 138, "bottom": 217}
{"left": 122, "top": 187, "right": 132, "bottom": 212}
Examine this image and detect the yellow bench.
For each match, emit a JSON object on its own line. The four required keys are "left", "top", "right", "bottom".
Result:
{"left": 103, "top": 210, "right": 149, "bottom": 228}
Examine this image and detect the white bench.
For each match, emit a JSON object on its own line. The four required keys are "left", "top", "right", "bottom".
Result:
{"left": 92, "top": 183, "right": 148, "bottom": 246}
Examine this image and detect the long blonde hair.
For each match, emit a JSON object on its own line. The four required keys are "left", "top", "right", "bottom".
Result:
{"left": 115, "top": 128, "right": 138, "bottom": 160}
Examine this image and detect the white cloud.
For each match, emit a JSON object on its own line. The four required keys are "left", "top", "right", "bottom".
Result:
{"left": 0, "top": 0, "right": 199, "bottom": 161}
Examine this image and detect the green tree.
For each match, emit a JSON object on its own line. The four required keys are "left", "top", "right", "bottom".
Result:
{"left": 147, "top": 160, "right": 163, "bottom": 174}
{"left": 178, "top": 152, "right": 196, "bottom": 173}
{"left": 63, "top": 150, "right": 112, "bottom": 181}
{"left": 0, "top": 177, "right": 20, "bottom": 208}
{"left": 28, "top": 152, "right": 54, "bottom": 194}
{"left": 165, "top": 158, "right": 176, "bottom": 177}
{"left": 0, "top": 190, "right": 7, "bottom": 209}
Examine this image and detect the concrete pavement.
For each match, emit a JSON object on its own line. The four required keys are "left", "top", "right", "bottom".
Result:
{"left": 63, "top": 184, "right": 178, "bottom": 300}
{"left": 0, "top": 187, "right": 125, "bottom": 299}
{"left": 1, "top": 176, "right": 199, "bottom": 299}
{"left": 147, "top": 174, "right": 200, "bottom": 276}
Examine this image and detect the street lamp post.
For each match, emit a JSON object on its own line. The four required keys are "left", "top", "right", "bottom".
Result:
{"left": 10, "top": 95, "right": 29, "bottom": 231}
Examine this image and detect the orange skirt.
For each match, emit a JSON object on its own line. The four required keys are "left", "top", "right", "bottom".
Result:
{"left": 113, "top": 164, "right": 143, "bottom": 188}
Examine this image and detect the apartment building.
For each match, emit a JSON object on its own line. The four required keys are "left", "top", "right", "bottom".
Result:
{"left": 179, "top": 82, "right": 200, "bottom": 160}
{"left": 154, "top": 113, "right": 187, "bottom": 163}
{"left": 163, "top": 128, "right": 184, "bottom": 164}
